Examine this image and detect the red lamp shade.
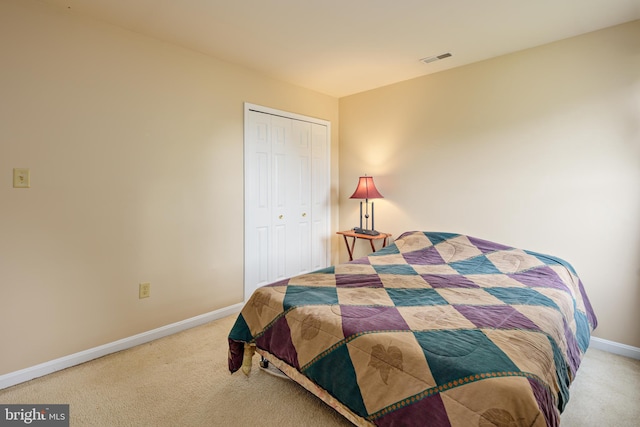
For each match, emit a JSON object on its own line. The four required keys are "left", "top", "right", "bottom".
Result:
{"left": 350, "top": 176, "right": 384, "bottom": 200}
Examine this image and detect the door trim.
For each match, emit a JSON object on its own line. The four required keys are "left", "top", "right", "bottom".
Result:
{"left": 245, "top": 103, "right": 331, "bottom": 126}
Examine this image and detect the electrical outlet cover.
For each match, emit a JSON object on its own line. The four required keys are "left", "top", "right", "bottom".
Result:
{"left": 13, "top": 168, "right": 30, "bottom": 188}
{"left": 139, "top": 282, "right": 151, "bottom": 299}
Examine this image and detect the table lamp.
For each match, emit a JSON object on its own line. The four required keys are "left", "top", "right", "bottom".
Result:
{"left": 349, "top": 175, "right": 383, "bottom": 236}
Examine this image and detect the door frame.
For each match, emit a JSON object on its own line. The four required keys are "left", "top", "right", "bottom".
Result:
{"left": 243, "top": 102, "right": 331, "bottom": 301}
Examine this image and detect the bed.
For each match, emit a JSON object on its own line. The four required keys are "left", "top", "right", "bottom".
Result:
{"left": 228, "top": 231, "right": 597, "bottom": 426}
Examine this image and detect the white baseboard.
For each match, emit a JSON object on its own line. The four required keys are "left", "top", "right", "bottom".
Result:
{"left": 1, "top": 308, "right": 634, "bottom": 391}
{"left": 0, "top": 303, "right": 243, "bottom": 390}
{"left": 590, "top": 336, "right": 640, "bottom": 360}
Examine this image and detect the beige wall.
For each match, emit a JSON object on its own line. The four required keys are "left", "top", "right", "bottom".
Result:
{"left": 339, "top": 21, "right": 640, "bottom": 348}
{"left": 0, "top": 0, "right": 339, "bottom": 375}
{"left": 1, "top": 0, "right": 638, "bottom": 378}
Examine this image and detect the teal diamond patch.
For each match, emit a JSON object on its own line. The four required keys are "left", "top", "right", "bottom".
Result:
{"left": 425, "top": 232, "right": 460, "bottom": 246}
{"left": 486, "top": 287, "right": 559, "bottom": 310}
{"left": 525, "top": 250, "right": 577, "bottom": 275}
{"left": 303, "top": 343, "right": 368, "bottom": 417}
{"left": 386, "top": 288, "right": 449, "bottom": 306}
{"left": 313, "top": 266, "right": 335, "bottom": 274}
{"left": 414, "top": 329, "right": 520, "bottom": 385}
{"left": 373, "top": 264, "right": 417, "bottom": 275}
{"left": 283, "top": 286, "right": 338, "bottom": 309}
{"left": 450, "top": 255, "right": 502, "bottom": 274}
{"left": 369, "top": 245, "right": 400, "bottom": 256}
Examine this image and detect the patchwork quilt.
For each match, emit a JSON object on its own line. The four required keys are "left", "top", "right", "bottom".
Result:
{"left": 229, "top": 231, "right": 597, "bottom": 426}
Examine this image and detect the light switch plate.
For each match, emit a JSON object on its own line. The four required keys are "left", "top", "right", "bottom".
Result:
{"left": 13, "top": 168, "right": 30, "bottom": 188}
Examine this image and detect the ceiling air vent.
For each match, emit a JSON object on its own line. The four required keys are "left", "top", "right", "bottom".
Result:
{"left": 420, "top": 52, "right": 452, "bottom": 64}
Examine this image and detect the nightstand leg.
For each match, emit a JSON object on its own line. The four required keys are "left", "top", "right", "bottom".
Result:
{"left": 343, "top": 235, "right": 354, "bottom": 261}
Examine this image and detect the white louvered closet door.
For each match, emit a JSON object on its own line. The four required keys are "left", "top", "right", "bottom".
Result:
{"left": 244, "top": 105, "right": 330, "bottom": 300}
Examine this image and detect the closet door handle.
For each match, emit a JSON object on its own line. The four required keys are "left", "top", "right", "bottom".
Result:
{"left": 302, "top": 213, "right": 307, "bottom": 217}
{"left": 279, "top": 215, "right": 284, "bottom": 219}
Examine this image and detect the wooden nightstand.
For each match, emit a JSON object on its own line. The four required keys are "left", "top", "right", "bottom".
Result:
{"left": 337, "top": 230, "right": 392, "bottom": 261}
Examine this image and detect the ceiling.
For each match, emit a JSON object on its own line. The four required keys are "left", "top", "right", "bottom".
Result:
{"left": 39, "top": 0, "right": 640, "bottom": 98}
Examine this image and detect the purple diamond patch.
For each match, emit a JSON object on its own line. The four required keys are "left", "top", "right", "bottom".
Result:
{"left": 341, "top": 306, "right": 410, "bottom": 337}
{"left": 454, "top": 305, "right": 539, "bottom": 330}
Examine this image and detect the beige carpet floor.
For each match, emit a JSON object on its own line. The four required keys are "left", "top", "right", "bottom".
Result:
{"left": 1, "top": 314, "right": 638, "bottom": 426}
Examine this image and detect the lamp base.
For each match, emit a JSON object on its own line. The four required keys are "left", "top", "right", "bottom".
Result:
{"left": 353, "top": 227, "right": 380, "bottom": 236}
